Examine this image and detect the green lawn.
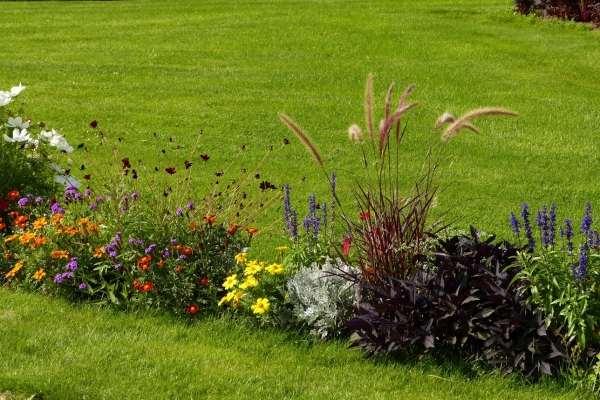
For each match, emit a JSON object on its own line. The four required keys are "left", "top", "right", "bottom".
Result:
{"left": 0, "top": 289, "right": 584, "bottom": 400}
{"left": 1, "top": 0, "right": 600, "bottom": 397}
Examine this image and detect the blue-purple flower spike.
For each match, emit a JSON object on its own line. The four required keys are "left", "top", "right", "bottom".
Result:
{"left": 510, "top": 211, "right": 520, "bottom": 235}
{"left": 283, "top": 184, "right": 298, "bottom": 241}
{"left": 581, "top": 202, "right": 593, "bottom": 234}
{"left": 575, "top": 244, "right": 589, "bottom": 282}
{"left": 564, "top": 219, "right": 574, "bottom": 254}
{"left": 521, "top": 203, "right": 535, "bottom": 250}
{"left": 548, "top": 203, "right": 557, "bottom": 246}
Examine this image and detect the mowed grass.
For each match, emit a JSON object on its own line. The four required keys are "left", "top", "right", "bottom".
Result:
{"left": 1, "top": 0, "right": 600, "bottom": 398}
{"left": 1, "top": 0, "right": 600, "bottom": 243}
{"left": 0, "top": 289, "right": 583, "bottom": 400}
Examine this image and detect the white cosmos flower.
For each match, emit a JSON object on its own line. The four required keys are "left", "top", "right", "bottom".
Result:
{"left": 54, "top": 175, "right": 81, "bottom": 188}
{"left": 39, "top": 128, "right": 61, "bottom": 142}
{"left": 50, "top": 134, "right": 74, "bottom": 153}
{"left": 5, "top": 116, "right": 30, "bottom": 129}
{"left": 48, "top": 163, "right": 65, "bottom": 173}
{"left": 10, "top": 83, "right": 25, "bottom": 97}
{"left": 0, "top": 91, "right": 11, "bottom": 107}
{"left": 3, "top": 128, "right": 32, "bottom": 143}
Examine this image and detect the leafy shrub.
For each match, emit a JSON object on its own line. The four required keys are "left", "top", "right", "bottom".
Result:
{"left": 287, "top": 257, "right": 358, "bottom": 338}
{"left": 0, "top": 84, "right": 72, "bottom": 204}
{"left": 346, "top": 228, "right": 567, "bottom": 377}
{"left": 514, "top": 0, "right": 600, "bottom": 23}
{"left": 510, "top": 202, "right": 600, "bottom": 355}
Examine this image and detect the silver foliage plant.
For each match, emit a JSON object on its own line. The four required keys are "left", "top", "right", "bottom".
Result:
{"left": 287, "top": 257, "right": 359, "bottom": 339}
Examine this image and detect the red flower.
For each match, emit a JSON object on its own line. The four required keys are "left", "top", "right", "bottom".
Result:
{"left": 133, "top": 280, "right": 141, "bottom": 290}
{"left": 359, "top": 211, "right": 371, "bottom": 220}
{"left": 165, "top": 167, "right": 177, "bottom": 175}
{"left": 121, "top": 158, "right": 131, "bottom": 169}
{"left": 245, "top": 227, "right": 259, "bottom": 235}
{"left": 0, "top": 200, "right": 9, "bottom": 210}
{"left": 183, "top": 247, "right": 193, "bottom": 256}
{"left": 0, "top": 223, "right": 5, "bottom": 231}
{"left": 7, "top": 190, "right": 19, "bottom": 201}
{"left": 198, "top": 277, "right": 210, "bottom": 286}
{"left": 186, "top": 304, "right": 199, "bottom": 314}
{"left": 176, "top": 266, "right": 185, "bottom": 273}
{"left": 137, "top": 255, "right": 152, "bottom": 264}
{"left": 227, "top": 223, "right": 240, "bottom": 235}
{"left": 342, "top": 235, "right": 351, "bottom": 255}
{"left": 139, "top": 282, "right": 154, "bottom": 292}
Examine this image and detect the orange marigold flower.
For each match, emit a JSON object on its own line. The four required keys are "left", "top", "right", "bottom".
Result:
{"left": 0, "top": 223, "right": 6, "bottom": 231}
{"left": 84, "top": 223, "right": 100, "bottom": 233}
{"left": 7, "top": 211, "right": 19, "bottom": 218}
{"left": 50, "top": 250, "right": 69, "bottom": 259}
{"left": 176, "top": 265, "right": 185, "bottom": 273}
{"left": 35, "top": 236, "right": 47, "bottom": 246}
{"left": 19, "top": 232, "right": 36, "bottom": 245}
{"left": 202, "top": 215, "right": 217, "bottom": 225}
{"left": 7, "top": 190, "right": 19, "bottom": 201}
{"left": 138, "top": 255, "right": 152, "bottom": 264}
{"left": 183, "top": 247, "right": 193, "bottom": 256}
{"left": 4, "top": 251, "right": 10, "bottom": 260}
{"left": 78, "top": 218, "right": 89, "bottom": 225}
{"left": 139, "top": 263, "right": 151, "bottom": 271}
{"left": 245, "top": 227, "right": 259, "bottom": 235}
{"left": 14, "top": 215, "right": 28, "bottom": 227}
{"left": 172, "top": 244, "right": 184, "bottom": 251}
{"left": 51, "top": 214, "right": 64, "bottom": 225}
{"left": 227, "top": 224, "right": 240, "bottom": 235}
{"left": 158, "top": 260, "right": 165, "bottom": 268}
{"left": 133, "top": 280, "right": 141, "bottom": 290}
{"left": 33, "top": 268, "right": 46, "bottom": 280}
{"left": 189, "top": 223, "right": 197, "bottom": 230}
{"left": 93, "top": 247, "right": 105, "bottom": 258}
{"left": 33, "top": 217, "right": 47, "bottom": 229}
{"left": 186, "top": 304, "right": 199, "bottom": 314}
{"left": 5, "top": 260, "right": 24, "bottom": 278}
{"left": 198, "top": 277, "right": 210, "bottom": 285}
{"left": 139, "top": 282, "right": 154, "bottom": 292}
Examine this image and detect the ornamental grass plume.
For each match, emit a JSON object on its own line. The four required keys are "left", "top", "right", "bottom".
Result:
{"left": 438, "top": 108, "right": 518, "bottom": 142}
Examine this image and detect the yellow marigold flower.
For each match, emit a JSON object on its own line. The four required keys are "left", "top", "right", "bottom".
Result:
{"left": 251, "top": 298, "right": 270, "bottom": 315}
{"left": 276, "top": 246, "right": 287, "bottom": 252}
{"left": 35, "top": 236, "right": 48, "bottom": 246}
{"left": 218, "top": 296, "right": 229, "bottom": 306}
{"left": 4, "top": 234, "right": 19, "bottom": 243}
{"left": 234, "top": 252, "right": 247, "bottom": 265}
{"left": 239, "top": 275, "right": 258, "bottom": 290}
{"left": 33, "top": 217, "right": 48, "bottom": 229}
{"left": 5, "top": 260, "right": 24, "bottom": 278}
{"left": 259, "top": 261, "right": 267, "bottom": 268}
{"left": 222, "top": 274, "right": 238, "bottom": 290}
{"left": 78, "top": 218, "right": 89, "bottom": 225}
{"left": 243, "top": 263, "right": 262, "bottom": 276}
{"left": 266, "top": 263, "right": 285, "bottom": 275}
{"left": 234, "top": 291, "right": 244, "bottom": 300}
{"left": 226, "top": 291, "right": 236, "bottom": 302}
{"left": 93, "top": 247, "right": 105, "bottom": 258}
{"left": 33, "top": 268, "right": 46, "bottom": 280}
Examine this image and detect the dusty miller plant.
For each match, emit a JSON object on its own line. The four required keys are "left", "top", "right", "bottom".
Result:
{"left": 287, "top": 257, "right": 358, "bottom": 338}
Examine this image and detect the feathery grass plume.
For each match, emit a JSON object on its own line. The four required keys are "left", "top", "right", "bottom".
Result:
{"left": 365, "top": 74, "right": 374, "bottom": 142}
{"left": 348, "top": 124, "right": 363, "bottom": 142}
{"left": 440, "top": 108, "right": 518, "bottom": 142}
{"left": 279, "top": 113, "right": 323, "bottom": 167}
{"left": 434, "top": 112, "right": 455, "bottom": 130}
{"left": 378, "top": 83, "right": 418, "bottom": 155}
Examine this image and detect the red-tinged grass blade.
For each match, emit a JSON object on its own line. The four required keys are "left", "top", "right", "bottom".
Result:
{"left": 279, "top": 113, "right": 323, "bottom": 167}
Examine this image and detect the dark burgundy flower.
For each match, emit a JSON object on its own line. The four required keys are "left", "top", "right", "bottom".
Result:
{"left": 184, "top": 160, "right": 193, "bottom": 169}
{"left": 122, "top": 158, "right": 131, "bottom": 169}
{"left": 283, "top": 138, "right": 290, "bottom": 144}
{"left": 165, "top": 167, "right": 176, "bottom": 175}
{"left": 259, "top": 181, "right": 276, "bottom": 191}
{"left": 90, "top": 120, "right": 98, "bottom": 128}
{"left": 83, "top": 174, "right": 91, "bottom": 180}
{"left": 200, "top": 155, "right": 210, "bottom": 161}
